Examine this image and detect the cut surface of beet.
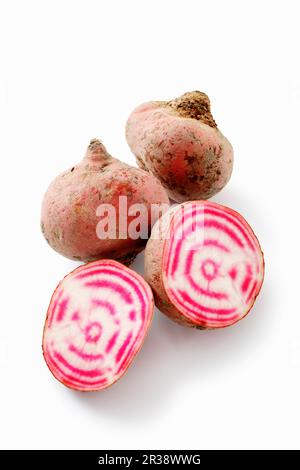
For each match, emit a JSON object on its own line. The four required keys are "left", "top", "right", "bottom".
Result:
{"left": 161, "top": 201, "right": 264, "bottom": 328}
{"left": 43, "top": 260, "right": 153, "bottom": 391}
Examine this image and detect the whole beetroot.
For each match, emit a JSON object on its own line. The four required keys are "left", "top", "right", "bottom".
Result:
{"left": 41, "top": 139, "right": 169, "bottom": 263}
{"left": 126, "top": 91, "right": 233, "bottom": 202}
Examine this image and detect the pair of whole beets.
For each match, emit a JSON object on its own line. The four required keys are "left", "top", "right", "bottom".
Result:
{"left": 41, "top": 91, "right": 264, "bottom": 391}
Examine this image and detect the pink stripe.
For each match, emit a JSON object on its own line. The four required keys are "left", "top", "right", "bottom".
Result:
{"left": 186, "top": 274, "right": 228, "bottom": 300}
{"left": 45, "top": 350, "right": 108, "bottom": 387}
{"left": 174, "top": 206, "right": 255, "bottom": 251}
{"left": 167, "top": 219, "right": 244, "bottom": 278}
{"left": 71, "top": 311, "right": 80, "bottom": 321}
{"left": 187, "top": 219, "right": 244, "bottom": 248}
{"left": 116, "top": 340, "right": 137, "bottom": 375}
{"left": 177, "top": 289, "right": 236, "bottom": 315}
{"left": 108, "top": 269, "right": 147, "bottom": 321}
{"left": 167, "top": 219, "right": 243, "bottom": 278}
{"left": 115, "top": 332, "right": 133, "bottom": 363}
{"left": 129, "top": 310, "right": 137, "bottom": 321}
{"left": 228, "top": 267, "right": 237, "bottom": 280}
{"left": 183, "top": 251, "right": 227, "bottom": 299}
{"left": 84, "top": 279, "right": 133, "bottom": 304}
{"left": 190, "top": 203, "right": 197, "bottom": 233}
{"left": 81, "top": 268, "right": 149, "bottom": 366}
{"left": 76, "top": 267, "right": 109, "bottom": 279}
{"left": 105, "top": 331, "right": 119, "bottom": 353}
{"left": 92, "top": 298, "right": 116, "bottom": 315}
{"left": 170, "top": 289, "right": 239, "bottom": 324}
{"left": 241, "top": 264, "right": 253, "bottom": 293}
{"left": 203, "top": 239, "right": 230, "bottom": 252}
{"left": 80, "top": 268, "right": 147, "bottom": 320}
{"left": 69, "top": 344, "right": 104, "bottom": 361}
{"left": 246, "top": 280, "right": 258, "bottom": 303}
{"left": 48, "top": 289, "right": 63, "bottom": 327}
{"left": 53, "top": 351, "right": 105, "bottom": 377}
{"left": 169, "top": 238, "right": 183, "bottom": 277}
{"left": 184, "top": 250, "right": 194, "bottom": 275}
{"left": 77, "top": 266, "right": 150, "bottom": 362}
{"left": 100, "top": 269, "right": 147, "bottom": 322}
{"left": 56, "top": 297, "right": 69, "bottom": 322}
{"left": 206, "top": 208, "right": 256, "bottom": 252}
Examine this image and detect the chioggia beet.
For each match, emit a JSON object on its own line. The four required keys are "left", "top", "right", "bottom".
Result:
{"left": 41, "top": 139, "right": 169, "bottom": 264}
{"left": 43, "top": 260, "right": 154, "bottom": 391}
{"left": 126, "top": 91, "right": 233, "bottom": 202}
{"left": 145, "top": 201, "right": 264, "bottom": 329}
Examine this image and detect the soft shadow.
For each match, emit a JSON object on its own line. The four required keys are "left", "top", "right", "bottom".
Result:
{"left": 211, "top": 185, "right": 267, "bottom": 236}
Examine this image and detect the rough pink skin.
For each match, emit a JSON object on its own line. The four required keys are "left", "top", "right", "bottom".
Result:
{"left": 43, "top": 259, "right": 154, "bottom": 392}
{"left": 145, "top": 201, "right": 264, "bottom": 329}
{"left": 41, "top": 139, "right": 169, "bottom": 263}
{"left": 126, "top": 91, "right": 233, "bottom": 203}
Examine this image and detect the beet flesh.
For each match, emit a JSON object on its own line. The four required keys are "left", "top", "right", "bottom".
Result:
{"left": 43, "top": 259, "right": 154, "bottom": 391}
{"left": 145, "top": 201, "right": 264, "bottom": 329}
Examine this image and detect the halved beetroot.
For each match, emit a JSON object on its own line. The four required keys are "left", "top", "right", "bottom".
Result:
{"left": 43, "top": 260, "right": 154, "bottom": 391}
{"left": 145, "top": 201, "right": 264, "bottom": 329}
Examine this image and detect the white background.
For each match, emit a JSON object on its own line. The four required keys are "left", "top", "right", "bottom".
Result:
{"left": 0, "top": 0, "right": 299, "bottom": 450}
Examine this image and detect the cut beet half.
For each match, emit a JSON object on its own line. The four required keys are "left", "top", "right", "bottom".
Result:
{"left": 43, "top": 260, "right": 154, "bottom": 391}
{"left": 160, "top": 201, "right": 264, "bottom": 328}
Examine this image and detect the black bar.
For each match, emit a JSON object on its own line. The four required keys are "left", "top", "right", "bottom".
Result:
{"left": 0, "top": 450, "right": 298, "bottom": 466}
